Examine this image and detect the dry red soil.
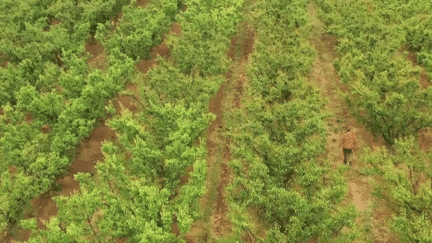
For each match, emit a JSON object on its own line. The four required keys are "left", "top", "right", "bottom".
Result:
{"left": 85, "top": 40, "right": 104, "bottom": 61}
{"left": 0, "top": 60, "right": 8, "bottom": 68}
{"left": 85, "top": 39, "right": 107, "bottom": 70}
{"left": 136, "top": 0, "right": 150, "bottom": 8}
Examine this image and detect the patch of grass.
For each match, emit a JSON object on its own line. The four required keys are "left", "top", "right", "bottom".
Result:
{"left": 53, "top": 182, "right": 62, "bottom": 191}
{"left": 354, "top": 200, "right": 377, "bottom": 242}
{"left": 358, "top": 167, "right": 379, "bottom": 176}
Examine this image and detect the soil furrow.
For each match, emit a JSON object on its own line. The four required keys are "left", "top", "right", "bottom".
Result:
{"left": 185, "top": 7, "right": 256, "bottom": 241}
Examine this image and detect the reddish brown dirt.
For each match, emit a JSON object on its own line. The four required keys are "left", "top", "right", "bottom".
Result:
{"left": 208, "top": 83, "right": 232, "bottom": 237}
{"left": 0, "top": 54, "right": 9, "bottom": 68}
{"left": 209, "top": 22, "right": 255, "bottom": 240}
{"left": 419, "top": 127, "right": 432, "bottom": 151}
{"left": 170, "top": 167, "right": 195, "bottom": 236}
{"left": 1, "top": 60, "right": 8, "bottom": 68}
{"left": 308, "top": 1, "right": 384, "bottom": 175}
{"left": 55, "top": 85, "right": 64, "bottom": 94}
{"left": 7, "top": 165, "right": 17, "bottom": 175}
{"left": 25, "top": 113, "right": 34, "bottom": 124}
{"left": 115, "top": 237, "right": 128, "bottom": 243}
{"left": 207, "top": 21, "right": 256, "bottom": 240}
{"left": 135, "top": 22, "right": 181, "bottom": 73}
{"left": 136, "top": 58, "right": 157, "bottom": 74}
{"left": 112, "top": 87, "right": 140, "bottom": 115}
{"left": 85, "top": 40, "right": 107, "bottom": 70}
{"left": 212, "top": 145, "right": 232, "bottom": 236}
{"left": 240, "top": 30, "right": 255, "bottom": 62}
{"left": 136, "top": 0, "right": 150, "bottom": 8}
{"left": 25, "top": 120, "right": 116, "bottom": 237}
{"left": 235, "top": 26, "right": 260, "bottom": 243}
{"left": 228, "top": 24, "right": 254, "bottom": 108}
{"left": 4, "top": 48, "right": 139, "bottom": 243}
{"left": 30, "top": 193, "right": 59, "bottom": 230}
{"left": 85, "top": 40, "right": 104, "bottom": 58}
{"left": 70, "top": 122, "right": 117, "bottom": 175}
{"left": 185, "top": 29, "right": 234, "bottom": 241}
{"left": 171, "top": 22, "right": 182, "bottom": 36}
{"left": 227, "top": 37, "right": 237, "bottom": 60}
{"left": 40, "top": 124, "right": 50, "bottom": 134}
{"left": 50, "top": 19, "right": 61, "bottom": 26}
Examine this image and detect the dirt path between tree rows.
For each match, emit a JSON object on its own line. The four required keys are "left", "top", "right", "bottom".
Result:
{"left": 184, "top": 7, "right": 256, "bottom": 241}
{"left": 307, "top": 2, "right": 400, "bottom": 242}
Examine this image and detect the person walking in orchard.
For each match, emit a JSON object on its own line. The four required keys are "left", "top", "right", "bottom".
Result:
{"left": 340, "top": 126, "right": 359, "bottom": 165}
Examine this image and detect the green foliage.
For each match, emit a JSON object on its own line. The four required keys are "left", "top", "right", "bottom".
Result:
{"left": 53, "top": 53, "right": 134, "bottom": 150}
{"left": 402, "top": 8, "right": 432, "bottom": 79}
{"left": 140, "top": 58, "right": 223, "bottom": 108}
{"left": 0, "top": 0, "right": 318, "bottom": 241}
{"left": 0, "top": 58, "right": 61, "bottom": 106}
{"left": 107, "top": 102, "right": 213, "bottom": 190}
{"left": 16, "top": 86, "right": 65, "bottom": 124}
{"left": 168, "top": 0, "right": 244, "bottom": 76}
{"left": 341, "top": 73, "right": 432, "bottom": 146}
{"left": 100, "top": 0, "right": 179, "bottom": 60}
{"left": 0, "top": 0, "right": 170, "bottom": 239}
{"left": 0, "top": 0, "right": 131, "bottom": 69}
{"left": 361, "top": 136, "right": 432, "bottom": 242}
{"left": 225, "top": 0, "right": 357, "bottom": 241}
{"left": 0, "top": 105, "right": 73, "bottom": 226}
{"left": 22, "top": 144, "right": 177, "bottom": 242}
{"left": 79, "top": 0, "right": 130, "bottom": 37}
{"left": 315, "top": 0, "right": 432, "bottom": 146}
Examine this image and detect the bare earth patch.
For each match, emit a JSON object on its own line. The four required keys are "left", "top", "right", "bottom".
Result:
{"left": 85, "top": 40, "right": 107, "bottom": 70}
{"left": 136, "top": 0, "right": 150, "bottom": 8}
